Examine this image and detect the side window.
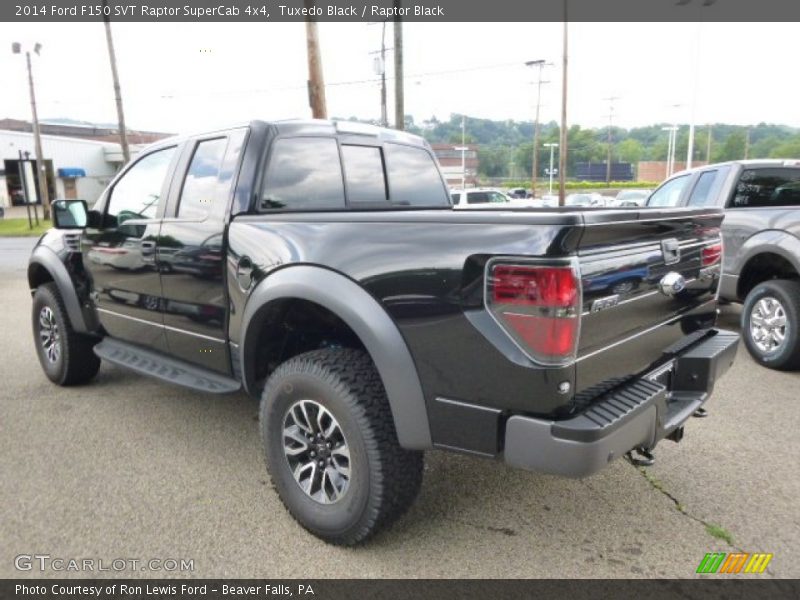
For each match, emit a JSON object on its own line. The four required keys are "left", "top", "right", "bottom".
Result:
{"left": 687, "top": 170, "right": 718, "bottom": 207}
{"left": 647, "top": 174, "right": 690, "bottom": 208}
{"left": 384, "top": 144, "right": 449, "bottom": 206}
{"left": 341, "top": 145, "right": 387, "bottom": 204}
{"left": 178, "top": 137, "right": 228, "bottom": 220}
{"left": 107, "top": 147, "right": 176, "bottom": 224}
{"left": 730, "top": 168, "right": 800, "bottom": 208}
{"left": 467, "top": 192, "right": 489, "bottom": 204}
{"left": 488, "top": 191, "right": 508, "bottom": 203}
{"left": 450, "top": 192, "right": 461, "bottom": 205}
{"left": 261, "top": 137, "right": 344, "bottom": 210}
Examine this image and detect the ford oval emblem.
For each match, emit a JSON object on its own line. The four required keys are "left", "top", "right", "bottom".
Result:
{"left": 658, "top": 272, "right": 686, "bottom": 297}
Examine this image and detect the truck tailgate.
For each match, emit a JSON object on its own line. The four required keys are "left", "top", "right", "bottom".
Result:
{"left": 575, "top": 208, "right": 724, "bottom": 393}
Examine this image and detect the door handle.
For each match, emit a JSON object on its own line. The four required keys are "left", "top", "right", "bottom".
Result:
{"left": 236, "top": 256, "right": 254, "bottom": 291}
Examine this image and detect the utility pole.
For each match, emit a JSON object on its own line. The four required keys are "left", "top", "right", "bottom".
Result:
{"left": 558, "top": 10, "right": 569, "bottom": 207}
{"left": 393, "top": 6, "right": 404, "bottom": 130}
{"left": 603, "top": 96, "right": 619, "bottom": 184}
{"left": 706, "top": 125, "right": 712, "bottom": 162}
{"left": 19, "top": 45, "right": 51, "bottom": 220}
{"left": 304, "top": 1, "right": 327, "bottom": 119}
{"left": 525, "top": 59, "right": 549, "bottom": 198}
{"left": 103, "top": 0, "right": 130, "bottom": 164}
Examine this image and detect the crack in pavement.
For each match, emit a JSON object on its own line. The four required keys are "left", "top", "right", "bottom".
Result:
{"left": 631, "top": 463, "right": 748, "bottom": 554}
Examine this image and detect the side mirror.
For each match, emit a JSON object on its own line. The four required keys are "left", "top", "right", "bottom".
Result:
{"left": 52, "top": 199, "right": 88, "bottom": 229}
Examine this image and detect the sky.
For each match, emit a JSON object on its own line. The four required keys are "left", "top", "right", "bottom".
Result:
{"left": 0, "top": 21, "right": 797, "bottom": 135}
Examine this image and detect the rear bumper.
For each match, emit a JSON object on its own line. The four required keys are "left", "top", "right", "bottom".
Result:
{"left": 503, "top": 329, "right": 739, "bottom": 477}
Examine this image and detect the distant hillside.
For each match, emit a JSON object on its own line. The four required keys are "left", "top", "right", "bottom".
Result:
{"left": 338, "top": 114, "right": 800, "bottom": 178}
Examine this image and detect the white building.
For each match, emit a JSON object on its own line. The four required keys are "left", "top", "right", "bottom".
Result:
{"left": 0, "top": 129, "right": 134, "bottom": 208}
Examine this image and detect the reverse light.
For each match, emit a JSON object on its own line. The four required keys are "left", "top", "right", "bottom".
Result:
{"left": 487, "top": 263, "right": 581, "bottom": 365}
{"left": 702, "top": 242, "right": 723, "bottom": 267}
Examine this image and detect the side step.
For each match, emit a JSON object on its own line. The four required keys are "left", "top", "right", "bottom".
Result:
{"left": 94, "top": 338, "right": 241, "bottom": 394}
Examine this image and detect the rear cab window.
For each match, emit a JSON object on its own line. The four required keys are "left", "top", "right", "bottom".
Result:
{"left": 728, "top": 167, "right": 800, "bottom": 208}
{"left": 259, "top": 136, "right": 449, "bottom": 211}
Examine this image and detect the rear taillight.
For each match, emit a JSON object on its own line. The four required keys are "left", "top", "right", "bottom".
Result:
{"left": 702, "top": 242, "right": 723, "bottom": 267}
{"left": 487, "top": 263, "right": 580, "bottom": 364}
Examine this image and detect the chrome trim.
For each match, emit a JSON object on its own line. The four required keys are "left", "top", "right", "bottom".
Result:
{"left": 580, "top": 280, "right": 698, "bottom": 317}
{"left": 582, "top": 213, "right": 721, "bottom": 227}
{"left": 96, "top": 308, "right": 226, "bottom": 343}
{"left": 576, "top": 298, "right": 716, "bottom": 362}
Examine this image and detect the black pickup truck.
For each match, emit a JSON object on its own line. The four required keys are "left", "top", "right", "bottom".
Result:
{"left": 29, "top": 120, "right": 739, "bottom": 545}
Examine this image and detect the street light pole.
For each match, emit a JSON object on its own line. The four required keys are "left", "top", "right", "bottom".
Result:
{"left": 525, "top": 59, "right": 549, "bottom": 197}
{"left": 544, "top": 143, "right": 559, "bottom": 195}
{"left": 14, "top": 43, "right": 51, "bottom": 220}
{"left": 558, "top": 12, "right": 569, "bottom": 207}
{"left": 603, "top": 96, "right": 619, "bottom": 185}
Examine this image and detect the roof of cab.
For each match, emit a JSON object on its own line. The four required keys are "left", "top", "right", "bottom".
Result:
{"left": 142, "top": 119, "right": 430, "bottom": 153}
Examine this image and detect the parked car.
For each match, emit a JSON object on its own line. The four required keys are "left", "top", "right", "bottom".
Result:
{"left": 29, "top": 119, "right": 738, "bottom": 546}
{"left": 615, "top": 189, "right": 652, "bottom": 207}
{"left": 565, "top": 192, "right": 606, "bottom": 207}
{"left": 507, "top": 187, "right": 531, "bottom": 199}
{"left": 645, "top": 159, "right": 800, "bottom": 370}
{"left": 451, "top": 188, "right": 513, "bottom": 208}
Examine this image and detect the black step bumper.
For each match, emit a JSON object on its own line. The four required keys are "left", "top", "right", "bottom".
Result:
{"left": 503, "top": 329, "right": 739, "bottom": 477}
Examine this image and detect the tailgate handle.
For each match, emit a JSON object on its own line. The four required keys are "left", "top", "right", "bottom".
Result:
{"left": 661, "top": 239, "right": 681, "bottom": 265}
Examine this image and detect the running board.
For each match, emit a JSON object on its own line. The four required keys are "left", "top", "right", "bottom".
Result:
{"left": 94, "top": 338, "right": 241, "bottom": 394}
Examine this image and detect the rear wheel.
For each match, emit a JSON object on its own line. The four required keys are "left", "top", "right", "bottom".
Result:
{"left": 741, "top": 279, "right": 800, "bottom": 371}
{"left": 259, "top": 348, "right": 424, "bottom": 545}
{"left": 32, "top": 283, "right": 101, "bottom": 385}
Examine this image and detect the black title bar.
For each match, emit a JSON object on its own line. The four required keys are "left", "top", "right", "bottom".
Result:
{"left": 4, "top": 579, "right": 800, "bottom": 600}
{"left": 5, "top": 0, "right": 800, "bottom": 22}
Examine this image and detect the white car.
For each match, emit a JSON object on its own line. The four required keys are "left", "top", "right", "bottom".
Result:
{"left": 614, "top": 189, "right": 652, "bottom": 207}
{"left": 450, "top": 188, "right": 514, "bottom": 209}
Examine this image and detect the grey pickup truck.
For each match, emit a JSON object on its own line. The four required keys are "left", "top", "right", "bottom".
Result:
{"left": 647, "top": 159, "right": 800, "bottom": 370}
{"left": 30, "top": 120, "right": 739, "bottom": 544}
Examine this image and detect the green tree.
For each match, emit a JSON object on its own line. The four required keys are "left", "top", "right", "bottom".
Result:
{"left": 616, "top": 138, "right": 644, "bottom": 164}
{"left": 714, "top": 131, "right": 747, "bottom": 162}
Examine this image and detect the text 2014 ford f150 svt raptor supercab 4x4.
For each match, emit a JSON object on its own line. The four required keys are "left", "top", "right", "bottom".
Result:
{"left": 29, "top": 120, "right": 739, "bottom": 545}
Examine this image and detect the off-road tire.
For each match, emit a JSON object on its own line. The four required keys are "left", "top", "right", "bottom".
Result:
{"left": 32, "top": 283, "right": 101, "bottom": 385}
{"left": 260, "top": 348, "right": 424, "bottom": 545}
{"left": 741, "top": 279, "right": 800, "bottom": 371}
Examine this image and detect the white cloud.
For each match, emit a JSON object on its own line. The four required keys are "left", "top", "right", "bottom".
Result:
{"left": 1, "top": 21, "right": 797, "bottom": 133}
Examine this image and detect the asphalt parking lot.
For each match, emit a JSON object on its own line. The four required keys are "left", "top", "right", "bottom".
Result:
{"left": 1, "top": 237, "right": 798, "bottom": 578}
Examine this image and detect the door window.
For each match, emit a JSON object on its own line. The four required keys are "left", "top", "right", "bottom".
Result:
{"left": 177, "top": 137, "right": 228, "bottom": 219}
{"left": 107, "top": 147, "right": 176, "bottom": 225}
{"left": 647, "top": 174, "right": 690, "bottom": 208}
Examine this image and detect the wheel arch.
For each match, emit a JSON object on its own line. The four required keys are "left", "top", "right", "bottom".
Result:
{"left": 28, "top": 246, "right": 91, "bottom": 334}
{"left": 240, "top": 265, "right": 432, "bottom": 450}
{"left": 736, "top": 235, "right": 800, "bottom": 300}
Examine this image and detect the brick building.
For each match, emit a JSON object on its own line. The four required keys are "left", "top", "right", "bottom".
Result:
{"left": 431, "top": 143, "right": 479, "bottom": 188}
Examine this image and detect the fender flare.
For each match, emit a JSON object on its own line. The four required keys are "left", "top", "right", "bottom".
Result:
{"left": 239, "top": 265, "right": 432, "bottom": 450}
{"left": 28, "top": 246, "right": 92, "bottom": 334}
{"left": 735, "top": 230, "right": 800, "bottom": 293}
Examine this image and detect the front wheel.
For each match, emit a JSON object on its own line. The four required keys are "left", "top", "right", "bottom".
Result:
{"left": 32, "top": 283, "right": 101, "bottom": 385}
{"left": 259, "top": 348, "right": 424, "bottom": 545}
{"left": 741, "top": 279, "right": 800, "bottom": 371}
